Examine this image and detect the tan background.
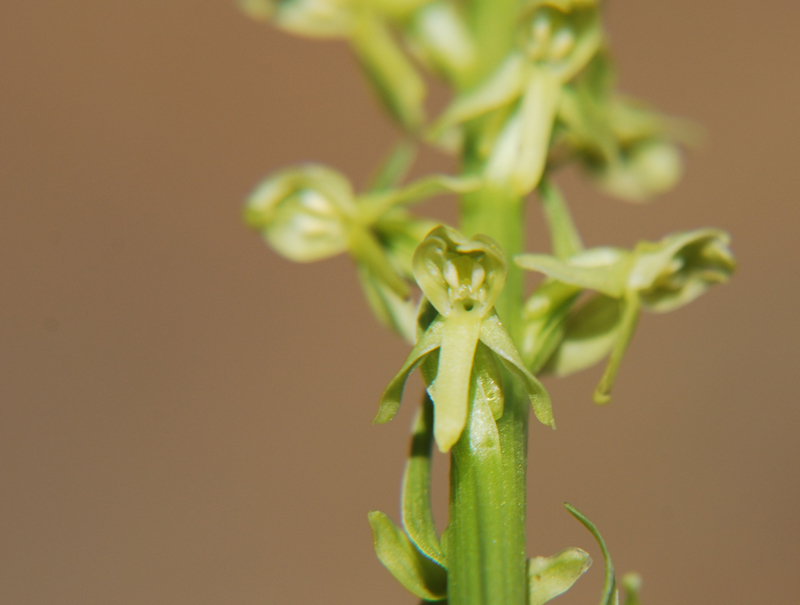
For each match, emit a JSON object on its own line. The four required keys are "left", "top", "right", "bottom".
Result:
{"left": 1, "top": 1, "right": 798, "bottom": 603}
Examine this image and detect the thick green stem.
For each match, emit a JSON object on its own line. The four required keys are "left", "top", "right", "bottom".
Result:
{"left": 448, "top": 183, "right": 529, "bottom": 605}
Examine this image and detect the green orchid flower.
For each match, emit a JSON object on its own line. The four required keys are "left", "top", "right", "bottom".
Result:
{"left": 517, "top": 229, "right": 735, "bottom": 403}
{"left": 244, "top": 162, "right": 479, "bottom": 341}
{"left": 430, "top": 0, "right": 602, "bottom": 194}
{"left": 556, "top": 51, "right": 698, "bottom": 201}
{"left": 375, "top": 225, "right": 553, "bottom": 452}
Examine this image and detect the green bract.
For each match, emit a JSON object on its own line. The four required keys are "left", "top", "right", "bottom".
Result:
{"left": 375, "top": 226, "right": 553, "bottom": 452}
{"left": 430, "top": 0, "right": 601, "bottom": 194}
{"left": 517, "top": 229, "right": 735, "bottom": 402}
{"left": 245, "top": 163, "right": 479, "bottom": 341}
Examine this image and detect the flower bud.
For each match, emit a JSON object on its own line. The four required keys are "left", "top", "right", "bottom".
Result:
{"left": 244, "top": 164, "right": 356, "bottom": 262}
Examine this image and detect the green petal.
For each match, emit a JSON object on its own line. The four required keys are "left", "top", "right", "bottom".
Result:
{"left": 515, "top": 248, "right": 632, "bottom": 298}
{"left": 350, "top": 14, "right": 426, "bottom": 129}
{"left": 428, "top": 314, "right": 483, "bottom": 452}
{"left": 402, "top": 396, "right": 447, "bottom": 567}
{"left": 544, "top": 294, "right": 622, "bottom": 377}
{"left": 537, "top": 179, "right": 584, "bottom": 259}
{"left": 429, "top": 53, "right": 525, "bottom": 137}
{"left": 375, "top": 317, "right": 445, "bottom": 424}
{"left": 368, "top": 510, "right": 447, "bottom": 601}
{"left": 564, "top": 503, "right": 619, "bottom": 605}
{"left": 594, "top": 292, "right": 640, "bottom": 405}
{"left": 479, "top": 313, "right": 554, "bottom": 429}
{"left": 528, "top": 547, "right": 592, "bottom": 605}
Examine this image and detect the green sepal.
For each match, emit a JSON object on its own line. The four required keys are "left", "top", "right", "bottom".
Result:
{"left": 479, "top": 313, "right": 554, "bottom": 429}
{"left": 273, "top": 0, "right": 354, "bottom": 38}
{"left": 537, "top": 179, "right": 584, "bottom": 259}
{"left": 621, "top": 573, "right": 642, "bottom": 605}
{"left": 428, "top": 313, "right": 482, "bottom": 452}
{"left": 402, "top": 396, "right": 447, "bottom": 567}
{"left": 358, "top": 266, "right": 417, "bottom": 344}
{"left": 593, "top": 291, "right": 640, "bottom": 404}
{"left": 350, "top": 14, "right": 426, "bottom": 130}
{"left": 515, "top": 248, "right": 633, "bottom": 298}
{"left": 375, "top": 317, "right": 445, "bottom": 424}
{"left": 485, "top": 66, "right": 561, "bottom": 195}
{"left": 528, "top": 547, "right": 592, "bottom": 605}
{"left": 543, "top": 293, "right": 622, "bottom": 377}
{"left": 564, "top": 503, "right": 619, "bottom": 605}
{"left": 429, "top": 53, "right": 525, "bottom": 139}
{"left": 368, "top": 510, "right": 448, "bottom": 601}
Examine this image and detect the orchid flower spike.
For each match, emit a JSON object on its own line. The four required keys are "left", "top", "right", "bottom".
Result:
{"left": 375, "top": 226, "right": 553, "bottom": 452}
{"left": 517, "top": 229, "right": 735, "bottom": 403}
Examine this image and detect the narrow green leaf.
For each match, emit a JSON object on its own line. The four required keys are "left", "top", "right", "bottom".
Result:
{"left": 402, "top": 396, "right": 447, "bottom": 567}
{"left": 594, "top": 291, "right": 640, "bottom": 404}
{"left": 528, "top": 547, "right": 592, "bottom": 605}
{"left": 478, "top": 314, "right": 554, "bottom": 429}
{"left": 375, "top": 318, "right": 445, "bottom": 424}
{"left": 368, "top": 511, "right": 447, "bottom": 601}
{"left": 564, "top": 503, "right": 619, "bottom": 605}
{"left": 428, "top": 314, "right": 482, "bottom": 452}
{"left": 537, "top": 179, "right": 584, "bottom": 259}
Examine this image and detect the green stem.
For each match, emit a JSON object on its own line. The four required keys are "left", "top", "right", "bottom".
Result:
{"left": 448, "top": 183, "right": 529, "bottom": 605}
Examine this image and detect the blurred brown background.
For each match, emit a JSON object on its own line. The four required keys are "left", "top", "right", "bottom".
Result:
{"left": 1, "top": 1, "right": 798, "bottom": 603}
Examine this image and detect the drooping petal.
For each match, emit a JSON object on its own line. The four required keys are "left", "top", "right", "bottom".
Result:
{"left": 428, "top": 313, "right": 483, "bottom": 452}
{"left": 479, "top": 313, "right": 554, "bottom": 429}
{"left": 593, "top": 291, "right": 640, "bottom": 405}
{"left": 375, "top": 317, "right": 445, "bottom": 424}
